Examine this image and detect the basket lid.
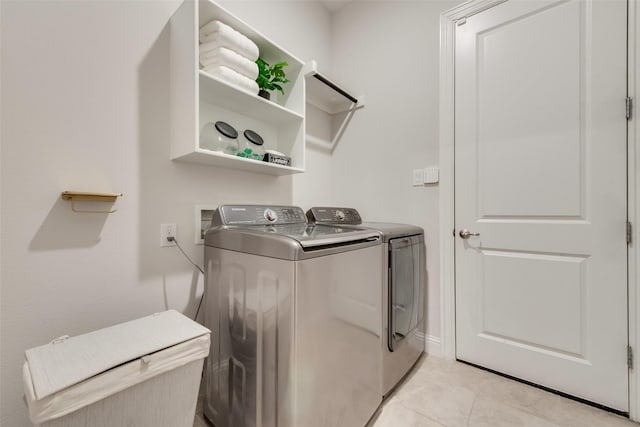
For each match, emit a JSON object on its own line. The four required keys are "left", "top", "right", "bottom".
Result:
{"left": 24, "top": 310, "right": 210, "bottom": 400}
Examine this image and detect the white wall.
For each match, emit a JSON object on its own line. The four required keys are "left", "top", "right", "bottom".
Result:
{"left": 0, "top": 1, "right": 330, "bottom": 426}
{"left": 327, "top": 0, "right": 459, "bottom": 345}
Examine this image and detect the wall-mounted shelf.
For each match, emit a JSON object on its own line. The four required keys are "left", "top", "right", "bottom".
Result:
{"left": 61, "top": 191, "right": 122, "bottom": 213}
{"left": 303, "top": 60, "right": 364, "bottom": 115}
{"left": 176, "top": 149, "right": 304, "bottom": 176}
{"left": 303, "top": 60, "right": 364, "bottom": 153}
{"left": 169, "top": 0, "right": 306, "bottom": 176}
{"left": 198, "top": 71, "right": 303, "bottom": 125}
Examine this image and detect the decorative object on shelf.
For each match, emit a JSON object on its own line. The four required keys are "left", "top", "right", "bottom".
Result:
{"left": 256, "top": 58, "right": 289, "bottom": 100}
{"left": 237, "top": 129, "right": 265, "bottom": 161}
{"left": 200, "top": 121, "right": 239, "bottom": 154}
{"left": 199, "top": 19, "right": 260, "bottom": 95}
{"left": 60, "top": 191, "right": 122, "bottom": 214}
{"left": 263, "top": 150, "right": 291, "bottom": 166}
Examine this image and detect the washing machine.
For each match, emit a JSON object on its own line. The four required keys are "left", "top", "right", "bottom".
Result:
{"left": 306, "top": 207, "right": 425, "bottom": 398}
{"left": 203, "top": 205, "right": 384, "bottom": 427}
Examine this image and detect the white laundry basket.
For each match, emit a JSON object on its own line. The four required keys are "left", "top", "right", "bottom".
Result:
{"left": 22, "top": 310, "right": 210, "bottom": 427}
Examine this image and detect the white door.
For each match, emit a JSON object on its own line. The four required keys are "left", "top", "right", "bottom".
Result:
{"left": 454, "top": 0, "right": 628, "bottom": 411}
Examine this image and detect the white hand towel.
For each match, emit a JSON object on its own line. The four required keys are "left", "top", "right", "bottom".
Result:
{"left": 202, "top": 65, "right": 259, "bottom": 96}
{"left": 199, "top": 20, "right": 259, "bottom": 61}
{"left": 200, "top": 47, "right": 259, "bottom": 80}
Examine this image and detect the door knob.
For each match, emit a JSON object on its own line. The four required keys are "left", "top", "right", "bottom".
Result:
{"left": 459, "top": 229, "right": 480, "bottom": 239}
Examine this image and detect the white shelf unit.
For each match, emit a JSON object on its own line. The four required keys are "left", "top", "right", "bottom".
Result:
{"left": 169, "top": 0, "right": 306, "bottom": 175}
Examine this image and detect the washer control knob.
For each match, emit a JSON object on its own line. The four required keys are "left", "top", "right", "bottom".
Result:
{"left": 335, "top": 210, "right": 346, "bottom": 221}
{"left": 264, "top": 209, "right": 278, "bottom": 223}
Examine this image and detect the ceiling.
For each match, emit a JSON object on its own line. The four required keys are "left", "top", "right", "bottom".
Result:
{"left": 319, "top": 0, "right": 351, "bottom": 13}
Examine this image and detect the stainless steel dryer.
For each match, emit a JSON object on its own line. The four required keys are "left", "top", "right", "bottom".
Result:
{"left": 306, "top": 207, "right": 425, "bottom": 398}
{"left": 203, "top": 205, "right": 383, "bottom": 427}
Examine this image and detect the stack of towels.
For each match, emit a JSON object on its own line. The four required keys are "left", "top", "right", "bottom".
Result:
{"left": 199, "top": 20, "right": 260, "bottom": 95}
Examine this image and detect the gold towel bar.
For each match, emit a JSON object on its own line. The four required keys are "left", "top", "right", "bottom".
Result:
{"left": 61, "top": 191, "right": 123, "bottom": 213}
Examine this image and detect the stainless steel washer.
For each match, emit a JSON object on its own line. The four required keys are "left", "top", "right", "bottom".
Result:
{"left": 306, "top": 207, "right": 425, "bottom": 398}
{"left": 203, "top": 205, "right": 383, "bottom": 427}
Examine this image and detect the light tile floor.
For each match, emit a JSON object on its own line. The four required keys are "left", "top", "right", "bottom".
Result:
{"left": 194, "top": 355, "right": 638, "bottom": 427}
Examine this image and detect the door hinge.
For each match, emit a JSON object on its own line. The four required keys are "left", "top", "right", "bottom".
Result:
{"left": 628, "top": 221, "right": 633, "bottom": 245}
{"left": 627, "top": 97, "right": 633, "bottom": 120}
{"left": 457, "top": 17, "right": 467, "bottom": 26}
{"left": 629, "top": 346, "right": 634, "bottom": 369}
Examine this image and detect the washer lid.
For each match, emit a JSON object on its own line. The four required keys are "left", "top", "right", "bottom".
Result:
{"left": 274, "top": 223, "right": 379, "bottom": 248}
{"left": 206, "top": 225, "right": 381, "bottom": 260}
{"left": 210, "top": 223, "right": 379, "bottom": 248}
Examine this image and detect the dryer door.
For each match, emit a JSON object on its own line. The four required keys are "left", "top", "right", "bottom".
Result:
{"left": 389, "top": 235, "right": 424, "bottom": 351}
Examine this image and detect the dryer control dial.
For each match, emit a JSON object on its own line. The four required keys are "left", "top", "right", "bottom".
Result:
{"left": 264, "top": 208, "right": 278, "bottom": 223}
{"left": 335, "top": 210, "right": 346, "bottom": 221}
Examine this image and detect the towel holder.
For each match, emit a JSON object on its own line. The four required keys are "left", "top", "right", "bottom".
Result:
{"left": 61, "top": 191, "right": 123, "bottom": 214}
{"left": 303, "top": 60, "right": 364, "bottom": 115}
{"left": 303, "top": 60, "right": 364, "bottom": 154}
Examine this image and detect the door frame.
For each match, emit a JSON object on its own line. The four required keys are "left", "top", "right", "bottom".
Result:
{"left": 438, "top": 0, "right": 639, "bottom": 419}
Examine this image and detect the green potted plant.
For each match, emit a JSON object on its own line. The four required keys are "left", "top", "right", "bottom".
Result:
{"left": 256, "top": 58, "right": 289, "bottom": 100}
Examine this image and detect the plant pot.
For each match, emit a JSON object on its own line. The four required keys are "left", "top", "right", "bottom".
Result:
{"left": 258, "top": 89, "right": 271, "bottom": 100}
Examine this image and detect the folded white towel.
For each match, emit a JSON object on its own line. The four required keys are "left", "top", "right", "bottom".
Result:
{"left": 199, "top": 20, "right": 228, "bottom": 37}
{"left": 199, "top": 47, "right": 258, "bottom": 80}
{"left": 199, "top": 36, "right": 259, "bottom": 63}
{"left": 202, "top": 65, "right": 259, "bottom": 95}
{"left": 199, "top": 20, "right": 259, "bottom": 61}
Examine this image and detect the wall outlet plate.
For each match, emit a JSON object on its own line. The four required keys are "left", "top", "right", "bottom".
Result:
{"left": 160, "top": 223, "right": 177, "bottom": 247}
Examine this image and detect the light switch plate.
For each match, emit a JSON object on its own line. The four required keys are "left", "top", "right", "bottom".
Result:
{"left": 413, "top": 169, "right": 424, "bottom": 186}
{"left": 423, "top": 166, "right": 439, "bottom": 184}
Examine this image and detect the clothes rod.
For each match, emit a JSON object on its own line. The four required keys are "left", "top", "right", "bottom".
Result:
{"left": 312, "top": 73, "right": 358, "bottom": 104}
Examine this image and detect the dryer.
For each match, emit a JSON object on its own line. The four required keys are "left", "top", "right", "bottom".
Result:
{"left": 306, "top": 207, "right": 425, "bottom": 397}
{"left": 203, "top": 205, "right": 384, "bottom": 427}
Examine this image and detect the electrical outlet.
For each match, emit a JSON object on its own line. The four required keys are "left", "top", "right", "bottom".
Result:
{"left": 160, "top": 223, "right": 177, "bottom": 247}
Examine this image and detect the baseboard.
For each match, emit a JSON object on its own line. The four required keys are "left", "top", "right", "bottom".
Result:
{"left": 423, "top": 334, "right": 442, "bottom": 357}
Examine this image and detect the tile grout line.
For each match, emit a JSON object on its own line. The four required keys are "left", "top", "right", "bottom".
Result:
{"left": 466, "top": 392, "right": 478, "bottom": 426}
